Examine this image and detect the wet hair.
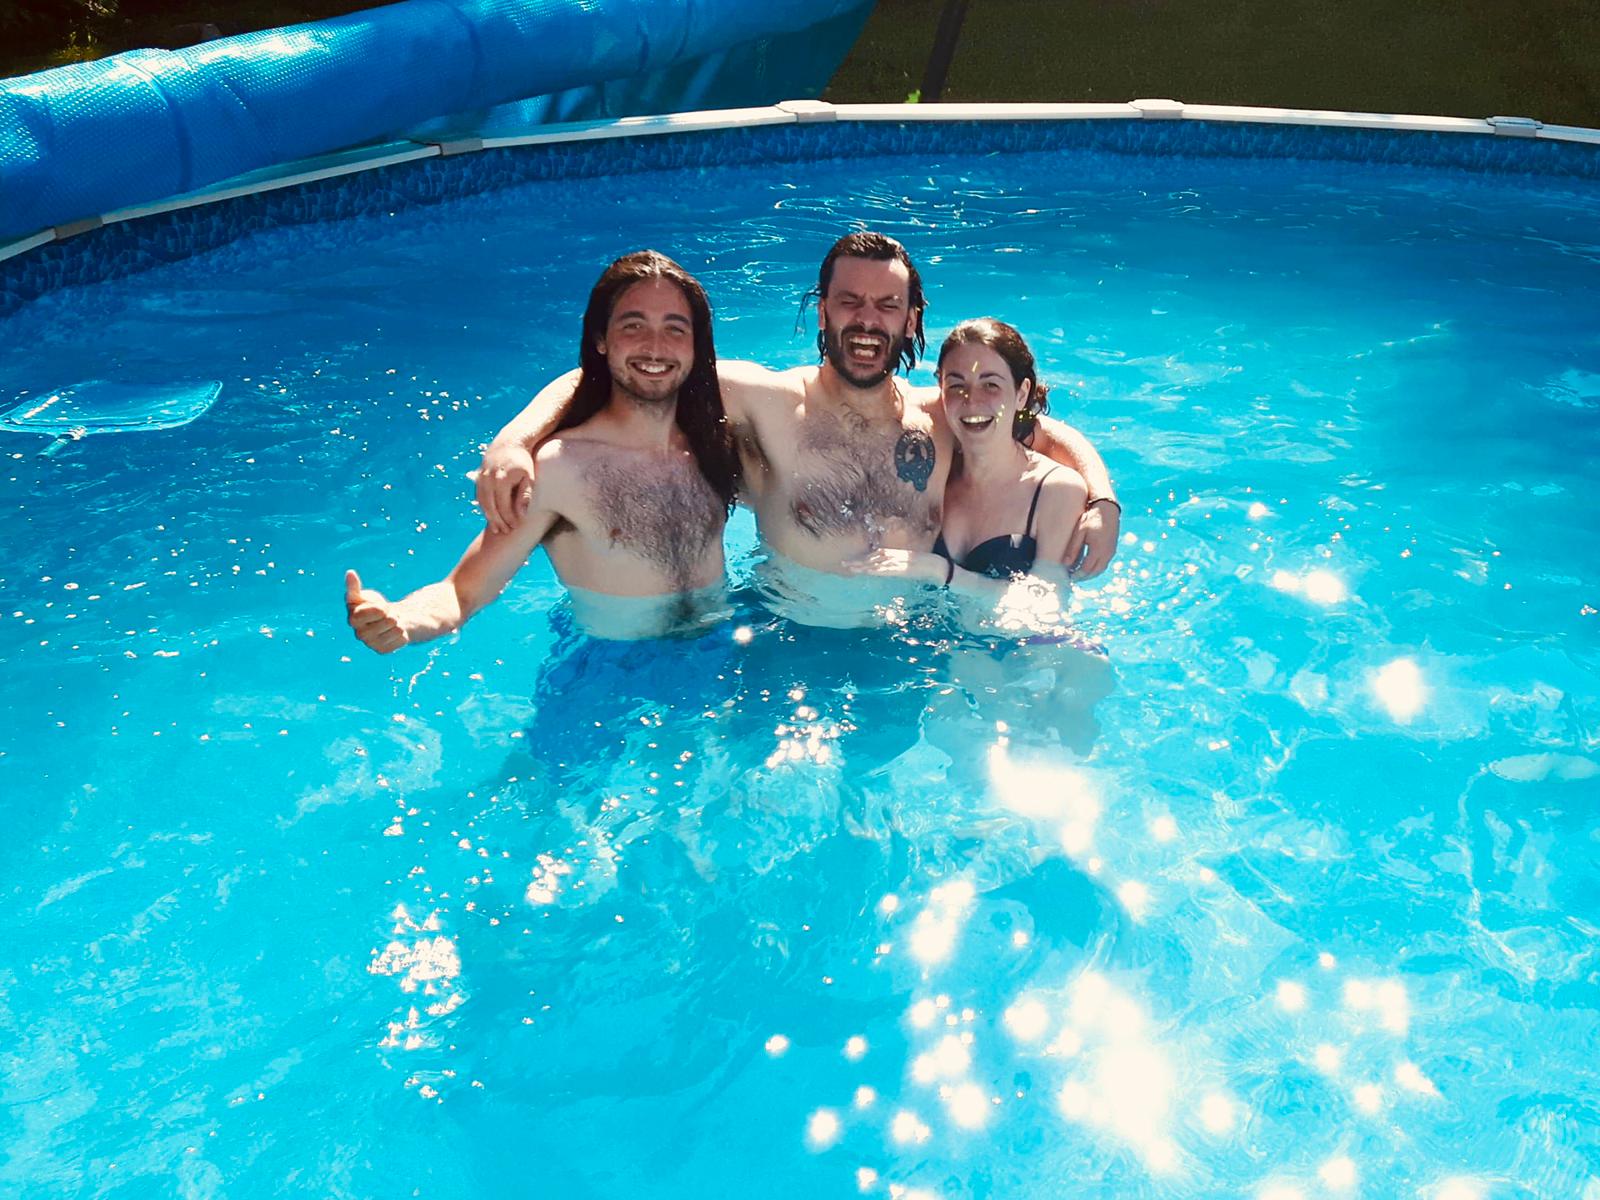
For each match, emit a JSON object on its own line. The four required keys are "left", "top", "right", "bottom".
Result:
{"left": 563, "top": 250, "right": 740, "bottom": 513}
{"left": 937, "top": 318, "right": 1051, "bottom": 443}
{"left": 802, "top": 231, "right": 927, "bottom": 372}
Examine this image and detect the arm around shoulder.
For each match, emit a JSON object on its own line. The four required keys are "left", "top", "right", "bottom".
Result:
{"left": 716, "top": 358, "right": 800, "bottom": 427}
{"left": 1031, "top": 415, "right": 1115, "bottom": 504}
{"left": 477, "top": 368, "right": 581, "bottom": 533}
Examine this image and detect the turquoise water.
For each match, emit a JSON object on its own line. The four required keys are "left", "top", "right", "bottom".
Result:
{"left": 2, "top": 146, "right": 1599, "bottom": 1199}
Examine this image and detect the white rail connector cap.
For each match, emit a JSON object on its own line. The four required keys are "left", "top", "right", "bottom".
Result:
{"left": 778, "top": 100, "right": 837, "bottom": 123}
{"left": 1131, "top": 98, "right": 1184, "bottom": 120}
{"left": 1488, "top": 116, "right": 1542, "bottom": 137}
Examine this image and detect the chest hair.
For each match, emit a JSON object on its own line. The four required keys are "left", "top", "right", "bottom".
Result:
{"left": 583, "top": 457, "right": 724, "bottom": 586}
{"left": 789, "top": 407, "right": 939, "bottom": 540}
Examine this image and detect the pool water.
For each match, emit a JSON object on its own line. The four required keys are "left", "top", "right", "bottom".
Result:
{"left": 2, "top": 143, "right": 1599, "bottom": 1199}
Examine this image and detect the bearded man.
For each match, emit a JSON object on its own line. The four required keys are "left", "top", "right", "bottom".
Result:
{"left": 474, "top": 232, "right": 1119, "bottom": 582}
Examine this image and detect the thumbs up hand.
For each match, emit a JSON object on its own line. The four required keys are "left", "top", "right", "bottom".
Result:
{"left": 344, "top": 568, "right": 410, "bottom": 655}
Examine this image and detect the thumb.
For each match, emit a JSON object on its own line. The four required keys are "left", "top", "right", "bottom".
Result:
{"left": 344, "top": 569, "right": 363, "bottom": 604}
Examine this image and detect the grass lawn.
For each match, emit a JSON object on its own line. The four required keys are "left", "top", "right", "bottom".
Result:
{"left": 3, "top": 0, "right": 1597, "bottom": 128}
{"left": 0, "top": 0, "right": 384, "bottom": 76}
{"left": 826, "top": 0, "right": 1600, "bottom": 127}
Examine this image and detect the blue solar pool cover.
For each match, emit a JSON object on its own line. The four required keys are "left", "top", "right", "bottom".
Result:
{"left": 0, "top": 0, "right": 874, "bottom": 240}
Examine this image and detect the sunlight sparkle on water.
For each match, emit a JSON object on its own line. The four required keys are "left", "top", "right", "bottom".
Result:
{"left": 1372, "top": 658, "right": 1428, "bottom": 723}
{"left": 1343, "top": 977, "right": 1410, "bottom": 1034}
{"left": 1319, "top": 1155, "right": 1358, "bottom": 1191}
{"left": 909, "top": 881, "right": 976, "bottom": 966}
{"left": 911, "top": 1035, "right": 971, "bottom": 1084}
{"left": 890, "top": 1109, "right": 932, "bottom": 1145}
{"left": 805, "top": 1107, "right": 841, "bottom": 1151}
{"left": 1275, "top": 980, "right": 1308, "bottom": 1013}
{"left": 987, "top": 745, "right": 1101, "bottom": 855}
{"left": 945, "top": 1081, "right": 991, "bottom": 1129}
{"left": 1048, "top": 973, "right": 1183, "bottom": 1173}
{"left": 1197, "top": 1092, "right": 1237, "bottom": 1134}
{"left": 1269, "top": 567, "right": 1348, "bottom": 605}
{"left": 1395, "top": 1060, "right": 1439, "bottom": 1096}
{"left": 1003, "top": 997, "right": 1052, "bottom": 1042}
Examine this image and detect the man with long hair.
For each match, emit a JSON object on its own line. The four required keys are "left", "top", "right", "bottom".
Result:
{"left": 344, "top": 251, "right": 738, "bottom": 652}
{"left": 473, "top": 232, "right": 1120, "bottom": 587}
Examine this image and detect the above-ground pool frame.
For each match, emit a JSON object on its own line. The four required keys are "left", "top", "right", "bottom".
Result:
{"left": 4, "top": 98, "right": 1598, "bottom": 317}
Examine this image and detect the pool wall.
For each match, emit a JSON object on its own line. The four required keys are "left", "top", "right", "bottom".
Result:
{"left": 2, "top": 99, "right": 1598, "bottom": 319}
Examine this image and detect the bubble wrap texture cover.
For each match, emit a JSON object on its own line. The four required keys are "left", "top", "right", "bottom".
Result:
{"left": 0, "top": 0, "right": 872, "bottom": 239}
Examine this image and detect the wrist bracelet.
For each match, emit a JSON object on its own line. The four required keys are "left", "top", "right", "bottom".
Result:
{"left": 941, "top": 555, "right": 954, "bottom": 588}
{"left": 1087, "top": 496, "right": 1122, "bottom": 515}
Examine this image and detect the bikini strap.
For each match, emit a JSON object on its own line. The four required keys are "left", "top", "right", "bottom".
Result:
{"left": 1024, "top": 465, "right": 1060, "bottom": 538}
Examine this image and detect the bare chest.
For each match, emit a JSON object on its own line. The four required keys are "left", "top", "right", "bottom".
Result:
{"left": 782, "top": 405, "right": 945, "bottom": 541}
{"left": 566, "top": 456, "right": 725, "bottom": 582}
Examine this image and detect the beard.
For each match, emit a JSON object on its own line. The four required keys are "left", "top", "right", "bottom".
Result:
{"left": 616, "top": 379, "right": 678, "bottom": 407}
{"left": 611, "top": 361, "right": 683, "bottom": 407}
{"left": 822, "top": 321, "right": 907, "bottom": 389}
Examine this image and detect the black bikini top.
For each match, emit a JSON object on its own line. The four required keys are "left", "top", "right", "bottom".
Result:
{"left": 934, "top": 467, "right": 1058, "bottom": 580}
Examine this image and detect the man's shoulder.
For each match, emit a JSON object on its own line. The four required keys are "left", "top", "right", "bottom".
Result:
{"left": 535, "top": 429, "right": 606, "bottom": 473}
{"left": 898, "top": 380, "right": 944, "bottom": 435}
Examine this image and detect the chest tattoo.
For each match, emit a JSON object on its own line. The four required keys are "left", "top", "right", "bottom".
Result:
{"left": 584, "top": 459, "right": 724, "bottom": 587}
{"left": 894, "top": 429, "right": 936, "bottom": 492}
{"left": 789, "top": 413, "right": 940, "bottom": 541}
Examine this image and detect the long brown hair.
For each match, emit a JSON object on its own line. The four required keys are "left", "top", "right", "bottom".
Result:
{"left": 563, "top": 250, "right": 739, "bottom": 513}
{"left": 938, "top": 318, "right": 1050, "bottom": 443}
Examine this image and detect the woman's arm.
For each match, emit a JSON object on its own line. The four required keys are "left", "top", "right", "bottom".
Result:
{"left": 1032, "top": 466, "right": 1090, "bottom": 570}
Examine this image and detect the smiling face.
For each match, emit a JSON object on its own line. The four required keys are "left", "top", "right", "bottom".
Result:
{"left": 818, "top": 255, "right": 916, "bottom": 389}
{"left": 939, "top": 342, "right": 1031, "bottom": 445}
{"left": 596, "top": 277, "right": 695, "bottom": 405}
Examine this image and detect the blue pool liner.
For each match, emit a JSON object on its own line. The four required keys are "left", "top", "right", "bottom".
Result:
{"left": 0, "top": 0, "right": 873, "bottom": 241}
{"left": 6, "top": 117, "right": 1600, "bottom": 321}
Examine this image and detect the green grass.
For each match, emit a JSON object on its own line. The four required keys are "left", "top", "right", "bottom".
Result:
{"left": 825, "top": 0, "right": 1600, "bottom": 127}
{"left": 0, "top": 0, "right": 382, "bottom": 77}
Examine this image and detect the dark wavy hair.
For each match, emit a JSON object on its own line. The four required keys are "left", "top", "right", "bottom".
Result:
{"left": 938, "top": 318, "right": 1051, "bottom": 443}
{"left": 802, "top": 231, "right": 927, "bottom": 373}
{"left": 561, "top": 250, "right": 740, "bottom": 513}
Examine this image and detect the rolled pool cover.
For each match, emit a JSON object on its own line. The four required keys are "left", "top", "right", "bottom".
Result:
{"left": 0, "top": 0, "right": 873, "bottom": 241}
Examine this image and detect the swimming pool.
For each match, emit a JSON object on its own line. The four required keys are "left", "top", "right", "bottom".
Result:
{"left": 3, "top": 117, "right": 1599, "bottom": 1198}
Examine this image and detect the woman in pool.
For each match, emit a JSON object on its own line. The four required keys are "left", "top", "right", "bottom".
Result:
{"left": 849, "top": 317, "right": 1095, "bottom": 594}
